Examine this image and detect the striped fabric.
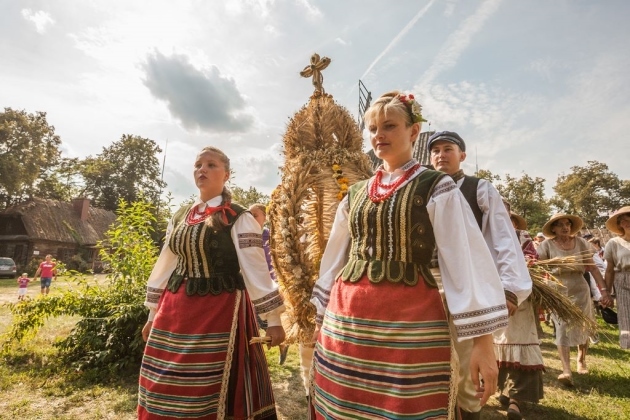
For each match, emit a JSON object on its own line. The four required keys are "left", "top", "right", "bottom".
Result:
{"left": 138, "top": 288, "right": 277, "bottom": 419}
{"left": 313, "top": 275, "right": 453, "bottom": 419}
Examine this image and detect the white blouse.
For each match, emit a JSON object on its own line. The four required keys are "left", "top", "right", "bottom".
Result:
{"left": 456, "top": 177, "right": 533, "bottom": 305}
{"left": 311, "top": 165, "right": 509, "bottom": 341}
{"left": 144, "top": 196, "right": 284, "bottom": 327}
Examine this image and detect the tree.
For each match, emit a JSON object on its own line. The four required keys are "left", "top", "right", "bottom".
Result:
{"left": 31, "top": 157, "right": 83, "bottom": 202}
{"left": 229, "top": 185, "right": 269, "bottom": 208}
{"left": 80, "top": 135, "right": 166, "bottom": 212}
{"left": 497, "top": 173, "right": 551, "bottom": 233}
{"left": 2, "top": 200, "right": 157, "bottom": 374}
{"left": 551, "top": 161, "right": 622, "bottom": 228}
{"left": 0, "top": 108, "right": 62, "bottom": 209}
{"left": 475, "top": 168, "right": 500, "bottom": 183}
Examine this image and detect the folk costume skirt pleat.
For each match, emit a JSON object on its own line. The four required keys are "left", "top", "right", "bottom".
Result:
{"left": 138, "top": 286, "right": 277, "bottom": 420}
{"left": 313, "top": 274, "right": 453, "bottom": 420}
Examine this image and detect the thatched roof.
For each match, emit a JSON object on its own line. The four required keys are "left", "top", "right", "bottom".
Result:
{"left": 2, "top": 198, "right": 116, "bottom": 245}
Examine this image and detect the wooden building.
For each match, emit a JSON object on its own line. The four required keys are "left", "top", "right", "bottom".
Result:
{"left": 0, "top": 198, "right": 116, "bottom": 270}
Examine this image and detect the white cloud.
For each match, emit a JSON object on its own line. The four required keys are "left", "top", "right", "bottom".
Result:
{"left": 418, "top": 0, "right": 503, "bottom": 87}
{"left": 444, "top": 1, "right": 456, "bottom": 17}
{"left": 142, "top": 51, "right": 254, "bottom": 133}
{"left": 21, "top": 9, "right": 55, "bottom": 34}
{"left": 526, "top": 58, "right": 565, "bottom": 82}
{"left": 335, "top": 38, "right": 349, "bottom": 46}
{"left": 360, "top": 0, "right": 436, "bottom": 80}
{"left": 295, "top": 0, "right": 322, "bottom": 19}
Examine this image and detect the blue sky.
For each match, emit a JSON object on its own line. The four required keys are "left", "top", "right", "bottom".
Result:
{"left": 2, "top": 0, "right": 629, "bottom": 204}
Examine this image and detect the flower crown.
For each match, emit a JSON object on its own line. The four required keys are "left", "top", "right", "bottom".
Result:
{"left": 398, "top": 93, "right": 426, "bottom": 124}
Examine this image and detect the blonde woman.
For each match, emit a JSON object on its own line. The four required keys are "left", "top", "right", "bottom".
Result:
{"left": 310, "top": 91, "right": 508, "bottom": 419}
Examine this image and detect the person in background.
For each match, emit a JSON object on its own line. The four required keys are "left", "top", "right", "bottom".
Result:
{"left": 17, "top": 272, "right": 30, "bottom": 301}
{"left": 249, "top": 203, "right": 290, "bottom": 365}
{"left": 138, "top": 146, "right": 285, "bottom": 420}
{"left": 604, "top": 206, "right": 630, "bottom": 349}
{"left": 494, "top": 210, "right": 544, "bottom": 420}
{"left": 429, "top": 131, "right": 532, "bottom": 420}
{"left": 34, "top": 254, "right": 56, "bottom": 295}
{"left": 537, "top": 214, "right": 612, "bottom": 387}
{"left": 589, "top": 237, "right": 607, "bottom": 275}
{"left": 534, "top": 232, "right": 545, "bottom": 250}
{"left": 310, "top": 91, "right": 508, "bottom": 419}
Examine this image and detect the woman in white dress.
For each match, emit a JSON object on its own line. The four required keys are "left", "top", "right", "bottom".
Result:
{"left": 604, "top": 206, "right": 630, "bottom": 349}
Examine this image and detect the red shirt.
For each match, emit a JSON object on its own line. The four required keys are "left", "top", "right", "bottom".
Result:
{"left": 39, "top": 261, "right": 56, "bottom": 278}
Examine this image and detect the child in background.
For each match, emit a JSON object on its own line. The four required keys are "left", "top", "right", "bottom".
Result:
{"left": 17, "top": 273, "right": 30, "bottom": 300}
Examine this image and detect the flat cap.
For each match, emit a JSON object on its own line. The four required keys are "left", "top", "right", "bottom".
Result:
{"left": 427, "top": 131, "right": 466, "bottom": 152}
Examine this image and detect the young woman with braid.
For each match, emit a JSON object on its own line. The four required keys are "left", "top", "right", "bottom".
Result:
{"left": 138, "top": 147, "right": 285, "bottom": 420}
{"left": 309, "top": 91, "right": 509, "bottom": 419}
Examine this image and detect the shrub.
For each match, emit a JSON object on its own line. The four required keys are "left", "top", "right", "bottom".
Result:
{"left": 2, "top": 200, "right": 159, "bottom": 374}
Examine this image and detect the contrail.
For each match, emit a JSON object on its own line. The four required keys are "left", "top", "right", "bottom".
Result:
{"left": 360, "top": 0, "right": 436, "bottom": 81}
{"left": 417, "top": 0, "right": 503, "bottom": 87}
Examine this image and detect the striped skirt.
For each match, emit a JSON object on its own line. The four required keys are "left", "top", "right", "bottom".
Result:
{"left": 313, "top": 275, "right": 453, "bottom": 420}
{"left": 138, "top": 288, "right": 277, "bottom": 420}
{"left": 615, "top": 271, "right": 630, "bottom": 349}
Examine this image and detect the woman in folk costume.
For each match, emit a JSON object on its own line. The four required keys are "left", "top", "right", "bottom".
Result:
{"left": 493, "top": 211, "right": 544, "bottom": 420}
{"left": 604, "top": 206, "right": 630, "bottom": 348}
{"left": 309, "top": 91, "right": 509, "bottom": 420}
{"left": 138, "top": 147, "right": 285, "bottom": 420}
{"left": 537, "top": 214, "right": 612, "bottom": 387}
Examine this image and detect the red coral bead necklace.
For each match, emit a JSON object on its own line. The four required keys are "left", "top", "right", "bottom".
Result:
{"left": 369, "top": 162, "right": 421, "bottom": 203}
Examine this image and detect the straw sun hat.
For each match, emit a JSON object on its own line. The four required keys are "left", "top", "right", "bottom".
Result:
{"left": 605, "top": 206, "right": 630, "bottom": 235}
{"left": 510, "top": 212, "right": 527, "bottom": 231}
{"left": 542, "top": 213, "right": 584, "bottom": 238}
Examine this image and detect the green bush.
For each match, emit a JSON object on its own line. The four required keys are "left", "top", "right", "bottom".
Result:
{"left": 2, "top": 200, "right": 159, "bottom": 374}
{"left": 66, "top": 254, "right": 90, "bottom": 272}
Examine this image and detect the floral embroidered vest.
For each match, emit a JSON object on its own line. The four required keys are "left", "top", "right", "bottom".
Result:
{"left": 166, "top": 202, "right": 247, "bottom": 296}
{"left": 341, "top": 170, "right": 445, "bottom": 288}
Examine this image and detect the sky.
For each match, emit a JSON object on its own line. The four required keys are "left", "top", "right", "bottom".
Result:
{"left": 2, "top": 0, "right": 630, "bottom": 205}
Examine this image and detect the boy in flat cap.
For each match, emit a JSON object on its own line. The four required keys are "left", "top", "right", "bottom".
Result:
{"left": 428, "top": 131, "right": 539, "bottom": 420}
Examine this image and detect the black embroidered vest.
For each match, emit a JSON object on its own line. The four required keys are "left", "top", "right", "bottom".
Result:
{"left": 341, "top": 170, "right": 446, "bottom": 288}
{"left": 166, "top": 202, "right": 247, "bottom": 296}
{"left": 459, "top": 175, "right": 483, "bottom": 229}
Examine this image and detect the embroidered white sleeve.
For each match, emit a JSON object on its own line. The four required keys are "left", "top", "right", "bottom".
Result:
{"left": 428, "top": 177, "right": 508, "bottom": 341}
{"left": 477, "top": 179, "right": 532, "bottom": 305}
{"left": 144, "top": 218, "right": 178, "bottom": 319}
{"left": 232, "top": 213, "right": 285, "bottom": 323}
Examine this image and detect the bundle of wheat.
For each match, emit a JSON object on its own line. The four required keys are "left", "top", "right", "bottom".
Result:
{"left": 267, "top": 54, "right": 373, "bottom": 344}
{"left": 528, "top": 254, "right": 598, "bottom": 333}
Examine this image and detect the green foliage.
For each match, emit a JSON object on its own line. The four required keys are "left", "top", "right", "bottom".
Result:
{"left": 229, "top": 184, "right": 270, "bottom": 208}
{"left": 80, "top": 134, "right": 166, "bottom": 212}
{"left": 475, "top": 168, "right": 501, "bottom": 183}
{"left": 496, "top": 173, "right": 551, "bottom": 233}
{"left": 551, "top": 161, "right": 624, "bottom": 228}
{"left": 65, "top": 254, "right": 90, "bottom": 273}
{"left": 2, "top": 200, "right": 158, "bottom": 374}
{"left": 474, "top": 169, "right": 551, "bottom": 233}
{"left": 0, "top": 108, "right": 62, "bottom": 209}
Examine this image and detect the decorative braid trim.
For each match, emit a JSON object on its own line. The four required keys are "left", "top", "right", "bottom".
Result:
{"left": 456, "top": 316, "right": 509, "bottom": 338}
{"left": 504, "top": 290, "right": 518, "bottom": 306}
{"left": 251, "top": 290, "right": 283, "bottom": 314}
{"left": 432, "top": 179, "right": 457, "bottom": 197}
{"left": 451, "top": 304, "right": 507, "bottom": 320}
{"left": 146, "top": 286, "right": 163, "bottom": 305}
{"left": 217, "top": 289, "right": 241, "bottom": 420}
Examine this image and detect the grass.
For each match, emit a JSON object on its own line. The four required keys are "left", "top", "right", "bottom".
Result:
{"left": 0, "top": 277, "right": 629, "bottom": 419}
